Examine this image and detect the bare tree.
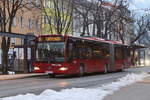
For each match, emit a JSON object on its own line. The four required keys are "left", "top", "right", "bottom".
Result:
{"left": 91, "top": 0, "right": 105, "bottom": 37}
{"left": 112, "top": 0, "right": 132, "bottom": 44}
{"left": 97, "top": 0, "right": 131, "bottom": 43}
{"left": 130, "top": 14, "right": 150, "bottom": 44}
{"left": 0, "top": 0, "right": 28, "bottom": 74}
{"left": 128, "top": 13, "right": 150, "bottom": 66}
{"left": 73, "top": 0, "right": 132, "bottom": 43}
{"left": 38, "top": 0, "right": 73, "bottom": 35}
{"left": 73, "top": 0, "right": 94, "bottom": 36}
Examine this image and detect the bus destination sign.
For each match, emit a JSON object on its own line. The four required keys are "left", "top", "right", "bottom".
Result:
{"left": 38, "top": 36, "right": 64, "bottom": 42}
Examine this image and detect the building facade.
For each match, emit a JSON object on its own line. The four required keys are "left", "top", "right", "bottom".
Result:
{"left": 0, "top": 0, "right": 42, "bottom": 73}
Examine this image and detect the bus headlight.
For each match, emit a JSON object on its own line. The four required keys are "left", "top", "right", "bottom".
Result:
{"left": 34, "top": 67, "right": 40, "bottom": 71}
{"left": 59, "top": 67, "right": 68, "bottom": 71}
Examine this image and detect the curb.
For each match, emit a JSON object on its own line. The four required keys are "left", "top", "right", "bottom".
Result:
{"left": 0, "top": 73, "right": 47, "bottom": 81}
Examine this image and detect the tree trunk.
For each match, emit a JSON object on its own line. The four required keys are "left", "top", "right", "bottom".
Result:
{"left": 92, "top": 23, "right": 96, "bottom": 36}
{"left": 1, "top": 37, "right": 10, "bottom": 74}
{"left": 2, "top": 50, "right": 8, "bottom": 74}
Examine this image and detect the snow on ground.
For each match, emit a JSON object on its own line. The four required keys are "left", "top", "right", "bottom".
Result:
{"left": 1, "top": 73, "right": 149, "bottom": 100}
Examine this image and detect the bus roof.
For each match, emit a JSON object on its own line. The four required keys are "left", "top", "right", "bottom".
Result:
{"left": 37, "top": 35, "right": 129, "bottom": 46}
{"left": 70, "top": 36, "right": 128, "bottom": 46}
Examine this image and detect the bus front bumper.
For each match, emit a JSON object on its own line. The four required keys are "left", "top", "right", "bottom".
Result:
{"left": 45, "top": 67, "right": 69, "bottom": 75}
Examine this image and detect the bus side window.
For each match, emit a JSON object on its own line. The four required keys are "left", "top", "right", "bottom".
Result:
{"left": 103, "top": 47, "right": 109, "bottom": 58}
{"left": 93, "top": 45, "right": 105, "bottom": 59}
{"left": 115, "top": 48, "right": 123, "bottom": 60}
{"left": 79, "top": 47, "right": 92, "bottom": 59}
{"left": 68, "top": 43, "right": 73, "bottom": 61}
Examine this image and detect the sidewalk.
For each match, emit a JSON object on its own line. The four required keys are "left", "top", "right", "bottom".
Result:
{"left": 130, "top": 65, "right": 149, "bottom": 68}
{"left": 104, "top": 75, "right": 150, "bottom": 100}
{"left": 0, "top": 73, "right": 47, "bottom": 81}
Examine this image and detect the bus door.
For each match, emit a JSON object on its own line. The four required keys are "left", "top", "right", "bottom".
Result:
{"left": 108, "top": 44, "right": 115, "bottom": 71}
{"left": 77, "top": 45, "right": 93, "bottom": 73}
{"left": 114, "top": 45, "right": 124, "bottom": 70}
{"left": 92, "top": 43, "right": 108, "bottom": 72}
{"left": 123, "top": 46, "right": 131, "bottom": 68}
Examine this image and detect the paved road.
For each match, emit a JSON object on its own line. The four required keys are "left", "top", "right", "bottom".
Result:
{"left": 0, "top": 67, "right": 150, "bottom": 98}
{"left": 104, "top": 82, "right": 150, "bottom": 100}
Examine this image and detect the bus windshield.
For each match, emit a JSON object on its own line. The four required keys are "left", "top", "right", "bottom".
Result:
{"left": 36, "top": 42, "right": 65, "bottom": 63}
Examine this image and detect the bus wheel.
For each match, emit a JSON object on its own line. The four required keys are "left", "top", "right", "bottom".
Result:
{"left": 104, "top": 64, "right": 108, "bottom": 74}
{"left": 79, "top": 66, "right": 84, "bottom": 77}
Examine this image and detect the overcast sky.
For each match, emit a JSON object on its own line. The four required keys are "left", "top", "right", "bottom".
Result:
{"left": 130, "top": 0, "right": 150, "bottom": 10}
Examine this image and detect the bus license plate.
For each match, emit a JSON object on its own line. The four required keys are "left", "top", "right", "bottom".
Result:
{"left": 45, "top": 71, "right": 53, "bottom": 74}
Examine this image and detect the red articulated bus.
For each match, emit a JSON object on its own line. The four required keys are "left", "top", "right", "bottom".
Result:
{"left": 33, "top": 35, "right": 131, "bottom": 77}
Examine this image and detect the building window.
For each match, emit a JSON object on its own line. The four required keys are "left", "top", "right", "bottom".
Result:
{"left": 36, "top": 20, "right": 40, "bottom": 31}
{"left": 28, "top": 0, "right": 32, "bottom": 8}
{"left": 20, "top": 17, "right": 24, "bottom": 28}
{"left": 21, "top": 39, "right": 24, "bottom": 45}
{"left": 35, "top": 0, "right": 40, "bottom": 7}
{"left": 45, "top": 0, "right": 49, "bottom": 8}
{"left": 12, "top": 17, "right": 16, "bottom": 26}
{"left": 11, "top": 38, "right": 16, "bottom": 45}
{"left": 28, "top": 19, "right": 33, "bottom": 29}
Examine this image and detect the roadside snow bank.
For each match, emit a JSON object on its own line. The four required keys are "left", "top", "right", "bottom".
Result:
{"left": 1, "top": 73, "right": 149, "bottom": 100}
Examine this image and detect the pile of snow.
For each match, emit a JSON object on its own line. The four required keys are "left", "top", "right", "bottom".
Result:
{"left": 1, "top": 73, "right": 149, "bottom": 100}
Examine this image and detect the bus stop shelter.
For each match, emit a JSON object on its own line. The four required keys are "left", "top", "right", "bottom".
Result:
{"left": 0, "top": 32, "right": 36, "bottom": 73}
{"left": 130, "top": 44, "right": 148, "bottom": 66}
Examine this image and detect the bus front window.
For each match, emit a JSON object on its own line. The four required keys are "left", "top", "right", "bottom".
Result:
{"left": 36, "top": 42, "right": 65, "bottom": 62}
